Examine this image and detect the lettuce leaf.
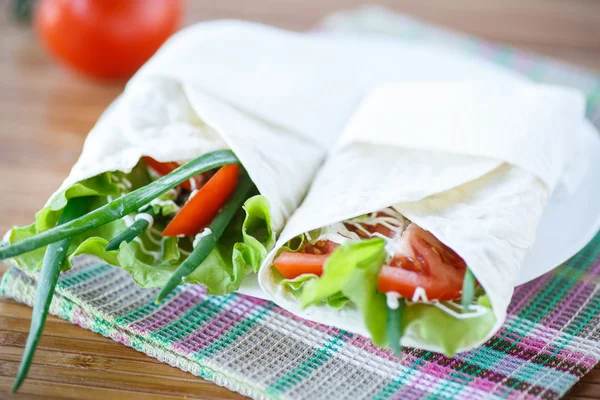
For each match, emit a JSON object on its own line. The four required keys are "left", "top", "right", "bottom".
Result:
{"left": 7, "top": 165, "right": 274, "bottom": 296}
{"left": 281, "top": 274, "right": 350, "bottom": 309}
{"left": 301, "top": 238, "right": 389, "bottom": 345}
{"left": 296, "top": 238, "right": 495, "bottom": 356}
{"left": 402, "top": 296, "right": 495, "bottom": 356}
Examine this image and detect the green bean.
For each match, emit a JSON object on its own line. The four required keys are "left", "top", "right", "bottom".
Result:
{"left": 11, "top": 197, "right": 90, "bottom": 394}
{"left": 105, "top": 208, "right": 155, "bottom": 251}
{"left": 0, "top": 150, "right": 239, "bottom": 261}
{"left": 156, "top": 172, "right": 254, "bottom": 303}
{"left": 386, "top": 299, "right": 405, "bottom": 357}
{"left": 462, "top": 268, "right": 476, "bottom": 312}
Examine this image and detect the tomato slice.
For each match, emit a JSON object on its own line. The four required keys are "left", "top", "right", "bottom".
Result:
{"left": 377, "top": 224, "right": 466, "bottom": 301}
{"left": 274, "top": 252, "right": 330, "bottom": 279}
{"left": 273, "top": 221, "right": 467, "bottom": 302}
{"left": 162, "top": 164, "right": 239, "bottom": 237}
{"left": 273, "top": 240, "right": 339, "bottom": 279}
{"left": 144, "top": 157, "right": 205, "bottom": 191}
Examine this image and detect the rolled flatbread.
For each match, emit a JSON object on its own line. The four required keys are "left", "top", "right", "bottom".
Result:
{"left": 259, "top": 82, "right": 586, "bottom": 354}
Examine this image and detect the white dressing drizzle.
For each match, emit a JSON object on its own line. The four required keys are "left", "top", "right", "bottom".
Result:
{"left": 120, "top": 177, "right": 132, "bottom": 189}
{"left": 193, "top": 228, "right": 212, "bottom": 248}
{"left": 386, "top": 292, "right": 401, "bottom": 309}
{"left": 407, "top": 287, "right": 488, "bottom": 319}
{"left": 434, "top": 301, "right": 489, "bottom": 319}
{"left": 145, "top": 228, "right": 164, "bottom": 246}
{"left": 310, "top": 207, "right": 407, "bottom": 258}
{"left": 132, "top": 237, "right": 161, "bottom": 260}
{"left": 149, "top": 198, "right": 180, "bottom": 211}
{"left": 189, "top": 178, "right": 198, "bottom": 191}
{"left": 411, "top": 287, "right": 429, "bottom": 302}
{"left": 189, "top": 189, "right": 199, "bottom": 200}
{"left": 113, "top": 176, "right": 132, "bottom": 192}
{"left": 134, "top": 213, "right": 154, "bottom": 230}
{"left": 122, "top": 214, "right": 136, "bottom": 228}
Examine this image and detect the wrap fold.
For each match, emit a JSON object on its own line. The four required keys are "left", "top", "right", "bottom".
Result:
{"left": 39, "top": 21, "right": 534, "bottom": 296}
{"left": 259, "top": 82, "right": 586, "bottom": 353}
{"left": 7, "top": 21, "right": 591, "bottom": 349}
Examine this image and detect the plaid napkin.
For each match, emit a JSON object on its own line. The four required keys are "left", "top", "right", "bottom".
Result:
{"left": 2, "top": 7, "right": 599, "bottom": 400}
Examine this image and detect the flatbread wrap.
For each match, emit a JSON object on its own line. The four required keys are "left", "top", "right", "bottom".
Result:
{"left": 2, "top": 20, "right": 531, "bottom": 296}
{"left": 259, "top": 82, "right": 587, "bottom": 355}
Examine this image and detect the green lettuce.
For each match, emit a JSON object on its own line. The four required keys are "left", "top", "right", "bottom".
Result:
{"left": 7, "top": 164, "right": 274, "bottom": 296}
{"left": 297, "top": 238, "right": 495, "bottom": 356}
{"left": 402, "top": 296, "right": 495, "bottom": 356}
{"left": 281, "top": 274, "right": 350, "bottom": 309}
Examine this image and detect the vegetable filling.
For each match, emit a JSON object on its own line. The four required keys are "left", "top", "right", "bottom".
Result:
{"left": 273, "top": 207, "right": 489, "bottom": 356}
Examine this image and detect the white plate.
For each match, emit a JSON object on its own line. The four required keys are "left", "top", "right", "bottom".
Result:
{"left": 518, "top": 120, "right": 600, "bottom": 284}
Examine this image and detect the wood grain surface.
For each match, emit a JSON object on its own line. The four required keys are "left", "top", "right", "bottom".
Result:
{"left": 1, "top": 1, "right": 599, "bottom": 399}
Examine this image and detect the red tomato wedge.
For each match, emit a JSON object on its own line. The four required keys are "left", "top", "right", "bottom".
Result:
{"left": 144, "top": 157, "right": 202, "bottom": 191}
{"left": 274, "top": 253, "right": 330, "bottom": 279}
{"left": 378, "top": 224, "right": 466, "bottom": 301}
{"left": 162, "top": 164, "right": 240, "bottom": 237}
{"left": 273, "top": 240, "right": 339, "bottom": 279}
{"left": 273, "top": 222, "right": 467, "bottom": 301}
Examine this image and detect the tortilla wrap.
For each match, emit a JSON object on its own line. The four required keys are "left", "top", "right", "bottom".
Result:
{"left": 259, "top": 82, "right": 586, "bottom": 352}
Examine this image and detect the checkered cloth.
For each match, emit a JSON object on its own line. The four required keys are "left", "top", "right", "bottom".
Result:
{"left": 2, "top": 7, "right": 599, "bottom": 400}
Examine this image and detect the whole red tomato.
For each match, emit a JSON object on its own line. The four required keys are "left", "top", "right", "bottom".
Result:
{"left": 34, "top": 0, "right": 183, "bottom": 79}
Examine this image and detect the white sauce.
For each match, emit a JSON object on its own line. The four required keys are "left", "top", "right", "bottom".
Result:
{"left": 405, "top": 286, "right": 488, "bottom": 319}
{"left": 411, "top": 287, "right": 429, "bottom": 302}
{"left": 433, "top": 301, "right": 489, "bottom": 319}
{"left": 193, "top": 228, "right": 213, "bottom": 248}
{"left": 309, "top": 207, "right": 407, "bottom": 259}
{"left": 132, "top": 237, "right": 161, "bottom": 260}
{"left": 145, "top": 228, "right": 164, "bottom": 246}
{"left": 134, "top": 213, "right": 154, "bottom": 230}
{"left": 149, "top": 198, "right": 180, "bottom": 211}
{"left": 113, "top": 176, "right": 132, "bottom": 192}
{"left": 122, "top": 214, "right": 136, "bottom": 228}
{"left": 188, "top": 189, "right": 199, "bottom": 200}
{"left": 120, "top": 177, "right": 132, "bottom": 189}
{"left": 386, "top": 292, "right": 401, "bottom": 309}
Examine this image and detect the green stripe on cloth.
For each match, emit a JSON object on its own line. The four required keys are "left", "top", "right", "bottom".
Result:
{"left": 432, "top": 232, "right": 600, "bottom": 398}
{"left": 267, "top": 331, "right": 351, "bottom": 396}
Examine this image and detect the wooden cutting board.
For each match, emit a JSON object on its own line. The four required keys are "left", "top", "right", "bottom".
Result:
{"left": 0, "top": 1, "right": 599, "bottom": 399}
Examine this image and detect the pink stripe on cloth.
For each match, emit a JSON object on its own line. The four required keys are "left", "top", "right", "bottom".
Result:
{"left": 173, "top": 295, "right": 266, "bottom": 355}
{"left": 539, "top": 262, "right": 600, "bottom": 325}
{"left": 345, "top": 331, "right": 400, "bottom": 362}
{"left": 504, "top": 262, "right": 600, "bottom": 368}
{"left": 395, "top": 353, "right": 466, "bottom": 398}
{"left": 508, "top": 273, "right": 554, "bottom": 315}
{"left": 130, "top": 286, "right": 207, "bottom": 335}
{"left": 510, "top": 335, "right": 598, "bottom": 370}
